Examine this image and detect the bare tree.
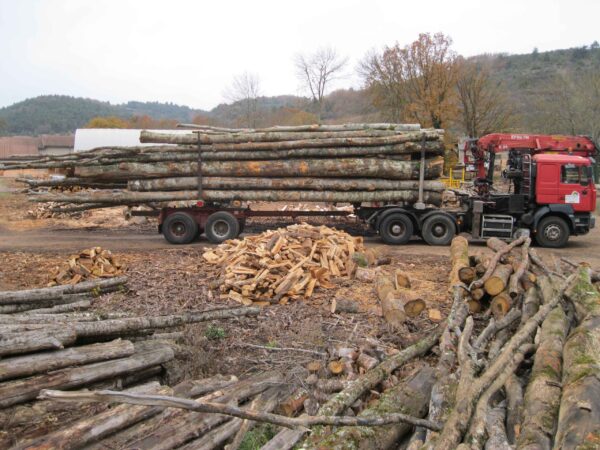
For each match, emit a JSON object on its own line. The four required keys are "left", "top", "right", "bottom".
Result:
{"left": 455, "top": 58, "right": 514, "bottom": 137}
{"left": 294, "top": 47, "right": 348, "bottom": 122}
{"left": 224, "top": 72, "right": 261, "bottom": 128}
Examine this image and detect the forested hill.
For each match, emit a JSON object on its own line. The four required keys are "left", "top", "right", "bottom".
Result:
{"left": 1, "top": 44, "right": 599, "bottom": 136}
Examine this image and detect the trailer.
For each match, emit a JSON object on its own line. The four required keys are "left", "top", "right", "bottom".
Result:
{"left": 157, "top": 133, "right": 597, "bottom": 248}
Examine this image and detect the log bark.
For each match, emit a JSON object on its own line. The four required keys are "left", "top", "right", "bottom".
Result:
{"left": 302, "top": 365, "right": 436, "bottom": 450}
{"left": 177, "top": 122, "right": 423, "bottom": 133}
{"left": 0, "top": 276, "right": 128, "bottom": 305}
{"left": 140, "top": 129, "right": 441, "bottom": 146}
{"left": 19, "top": 299, "right": 92, "bottom": 315}
{"left": 0, "top": 343, "right": 174, "bottom": 408}
{"left": 85, "top": 371, "right": 282, "bottom": 450}
{"left": 449, "top": 236, "right": 470, "bottom": 289}
{"left": 509, "top": 238, "right": 531, "bottom": 298}
{"left": 484, "top": 403, "right": 512, "bottom": 450}
{"left": 128, "top": 176, "right": 446, "bottom": 192}
{"left": 73, "top": 157, "right": 444, "bottom": 180}
{"left": 72, "top": 307, "right": 260, "bottom": 338}
{"left": 553, "top": 267, "right": 600, "bottom": 449}
{"left": 0, "top": 327, "right": 77, "bottom": 357}
{"left": 505, "top": 374, "right": 524, "bottom": 445}
{"left": 12, "top": 382, "right": 171, "bottom": 450}
{"left": 0, "top": 339, "right": 135, "bottom": 381}
{"left": 30, "top": 188, "right": 444, "bottom": 206}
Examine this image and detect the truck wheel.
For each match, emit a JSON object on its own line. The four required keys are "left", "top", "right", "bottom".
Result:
{"left": 205, "top": 212, "right": 240, "bottom": 244}
{"left": 422, "top": 214, "right": 456, "bottom": 246}
{"left": 162, "top": 212, "right": 198, "bottom": 245}
{"left": 379, "top": 213, "right": 414, "bottom": 245}
{"left": 535, "top": 216, "right": 570, "bottom": 248}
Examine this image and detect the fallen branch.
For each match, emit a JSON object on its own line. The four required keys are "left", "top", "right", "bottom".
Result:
{"left": 38, "top": 388, "right": 442, "bottom": 431}
{"left": 234, "top": 343, "right": 326, "bottom": 357}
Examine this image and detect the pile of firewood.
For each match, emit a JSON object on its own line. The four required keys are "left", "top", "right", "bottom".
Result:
{"left": 5, "top": 123, "right": 447, "bottom": 212}
{"left": 34, "top": 237, "right": 600, "bottom": 450}
{"left": 49, "top": 247, "right": 125, "bottom": 286}
{"left": 203, "top": 224, "right": 365, "bottom": 305}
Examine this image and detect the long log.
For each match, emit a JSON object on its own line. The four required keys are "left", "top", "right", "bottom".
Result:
{"left": 0, "top": 343, "right": 174, "bottom": 409}
{"left": 177, "top": 123, "right": 423, "bottom": 133}
{"left": 0, "top": 327, "right": 77, "bottom": 357}
{"left": 302, "top": 365, "right": 436, "bottom": 449}
{"left": 11, "top": 382, "right": 171, "bottom": 450}
{"left": 128, "top": 176, "right": 446, "bottom": 192}
{"left": 0, "top": 339, "right": 135, "bottom": 381}
{"left": 517, "top": 306, "right": 568, "bottom": 450}
{"left": 73, "top": 157, "right": 444, "bottom": 180}
{"left": 30, "top": 189, "right": 444, "bottom": 206}
{"left": 0, "top": 276, "right": 128, "bottom": 305}
{"left": 553, "top": 267, "right": 600, "bottom": 449}
{"left": 140, "top": 129, "right": 441, "bottom": 146}
{"left": 449, "top": 236, "right": 470, "bottom": 289}
{"left": 71, "top": 307, "right": 259, "bottom": 338}
{"left": 84, "top": 371, "right": 282, "bottom": 450}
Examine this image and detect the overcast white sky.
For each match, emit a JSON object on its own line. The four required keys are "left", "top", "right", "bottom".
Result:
{"left": 1, "top": 0, "right": 598, "bottom": 110}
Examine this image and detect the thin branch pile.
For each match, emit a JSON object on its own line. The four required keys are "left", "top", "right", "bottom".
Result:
{"left": 4, "top": 123, "right": 447, "bottom": 212}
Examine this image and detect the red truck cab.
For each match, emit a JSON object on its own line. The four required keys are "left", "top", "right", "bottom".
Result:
{"left": 535, "top": 154, "right": 596, "bottom": 213}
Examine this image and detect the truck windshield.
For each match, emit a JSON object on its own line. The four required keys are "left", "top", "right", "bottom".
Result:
{"left": 561, "top": 164, "right": 590, "bottom": 185}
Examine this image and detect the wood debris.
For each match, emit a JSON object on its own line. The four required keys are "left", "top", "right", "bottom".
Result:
{"left": 203, "top": 224, "right": 365, "bottom": 305}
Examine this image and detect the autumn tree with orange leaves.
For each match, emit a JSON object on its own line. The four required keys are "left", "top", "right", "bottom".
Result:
{"left": 360, "top": 33, "right": 459, "bottom": 129}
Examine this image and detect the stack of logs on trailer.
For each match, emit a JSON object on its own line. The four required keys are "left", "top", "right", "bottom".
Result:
{"left": 3, "top": 124, "right": 447, "bottom": 212}
{"left": 8, "top": 238, "right": 598, "bottom": 449}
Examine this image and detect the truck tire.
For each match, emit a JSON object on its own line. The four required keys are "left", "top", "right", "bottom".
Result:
{"left": 162, "top": 212, "right": 198, "bottom": 245}
{"left": 535, "top": 216, "right": 570, "bottom": 248}
{"left": 205, "top": 212, "right": 240, "bottom": 244}
{"left": 379, "top": 213, "right": 414, "bottom": 245}
{"left": 422, "top": 214, "right": 456, "bottom": 246}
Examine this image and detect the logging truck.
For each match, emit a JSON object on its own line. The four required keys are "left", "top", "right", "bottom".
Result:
{"left": 158, "top": 133, "right": 597, "bottom": 248}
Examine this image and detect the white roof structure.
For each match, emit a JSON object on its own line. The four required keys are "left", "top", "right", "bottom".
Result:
{"left": 74, "top": 128, "right": 191, "bottom": 152}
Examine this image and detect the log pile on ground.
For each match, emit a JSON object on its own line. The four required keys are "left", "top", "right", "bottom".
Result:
{"left": 48, "top": 247, "right": 125, "bottom": 286}
{"left": 37, "top": 237, "right": 600, "bottom": 449}
{"left": 5, "top": 123, "right": 446, "bottom": 211}
{"left": 203, "top": 224, "right": 365, "bottom": 305}
{"left": 0, "top": 278, "right": 262, "bottom": 447}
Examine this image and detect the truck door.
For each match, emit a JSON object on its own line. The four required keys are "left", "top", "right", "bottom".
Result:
{"left": 535, "top": 162, "right": 559, "bottom": 205}
{"left": 558, "top": 163, "right": 595, "bottom": 212}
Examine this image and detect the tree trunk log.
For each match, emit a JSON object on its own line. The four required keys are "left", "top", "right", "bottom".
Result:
{"left": 11, "top": 382, "right": 170, "bottom": 450}
{"left": 73, "top": 157, "right": 444, "bottom": 180}
{"left": 140, "top": 129, "right": 441, "bottom": 146}
{"left": 0, "top": 327, "right": 77, "bottom": 357}
{"left": 302, "top": 365, "right": 436, "bottom": 450}
{"left": 128, "top": 176, "right": 446, "bottom": 192}
{"left": 30, "top": 189, "right": 444, "bottom": 206}
{"left": 484, "top": 403, "right": 512, "bottom": 450}
{"left": 0, "top": 339, "right": 135, "bottom": 382}
{"left": 0, "top": 277, "right": 127, "bottom": 305}
{"left": 449, "top": 236, "right": 470, "bottom": 289}
{"left": 553, "top": 267, "right": 600, "bottom": 449}
{"left": 0, "top": 343, "right": 174, "bottom": 409}
{"left": 484, "top": 264, "right": 513, "bottom": 296}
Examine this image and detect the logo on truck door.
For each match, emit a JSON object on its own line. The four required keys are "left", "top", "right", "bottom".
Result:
{"left": 565, "top": 191, "right": 581, "bottom": 204}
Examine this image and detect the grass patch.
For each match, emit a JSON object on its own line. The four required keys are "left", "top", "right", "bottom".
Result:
{"left": 238, "top": 423, "right": 278, "bottom": 450}
{"left": 205, "top": 324, "right": 227, "bottom": 340}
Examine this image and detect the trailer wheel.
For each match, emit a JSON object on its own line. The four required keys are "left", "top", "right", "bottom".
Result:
{"left": 205, "top": 212, "right": 240, "bottom": 244}
{"left": 535, "top": 216, "right": 570, "bottom": 248}
{"left": 162, "top": 212, "right": 198, "bottom": 245}
{"left": 379, "top": 213, "right": 414, "bottom": 245}
{"left": 422, "top": 214, "right": 456, "bottom": 246}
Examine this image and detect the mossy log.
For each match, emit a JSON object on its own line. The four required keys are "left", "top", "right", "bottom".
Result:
{"left": 300, "top": 365, "right": 435, "bottom": 450}
{"left": 128, "top": 176, "right": 446, "bottom": 192}
{"left": 30, "top": 189, "right": 444, "bottom": 206}
{"left": 554, "top": 267, "right": 600, "bottom": 449}
{"left": 73, "top": 157, "right": 444, "bottom": 180}
{"left": 517, "top": 306, "right": 569, "bottom": 450}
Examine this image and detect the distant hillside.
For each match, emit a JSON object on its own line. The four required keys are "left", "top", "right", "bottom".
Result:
{"left": 2, "top": 44, "right": 600, "bottom": 136}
